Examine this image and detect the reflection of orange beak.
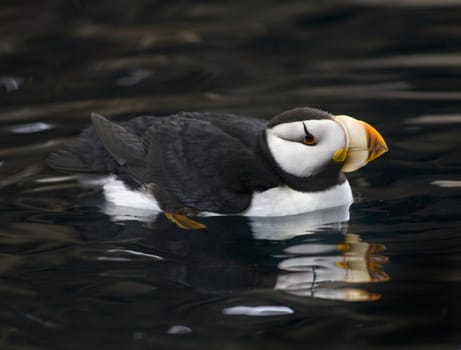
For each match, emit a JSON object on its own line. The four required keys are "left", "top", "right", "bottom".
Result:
{"left": 336, "top": 233, "right": 390, "bottom": 284}
{"left": 334, "top": 115, "right": 389, "bottom": 173}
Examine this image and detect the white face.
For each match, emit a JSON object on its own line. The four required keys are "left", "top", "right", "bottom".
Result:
{"left": 265, "top": 119, "right": 346, "bottom": 177}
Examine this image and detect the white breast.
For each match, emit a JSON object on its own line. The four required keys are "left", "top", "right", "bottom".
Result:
{"left": 241, "top": 180, "right": 353, "bottom": 217}
{"left": 99, "top": 176, "right": 353, "bottom": 219}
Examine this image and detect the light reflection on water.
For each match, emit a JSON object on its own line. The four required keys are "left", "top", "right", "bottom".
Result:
{"left": 1, "top": 0, "right": 461, "bottom": 349}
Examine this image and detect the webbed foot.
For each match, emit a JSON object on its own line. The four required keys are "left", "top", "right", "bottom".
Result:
{"left": 163, "top": 212, "right": 206, "bottom": 230}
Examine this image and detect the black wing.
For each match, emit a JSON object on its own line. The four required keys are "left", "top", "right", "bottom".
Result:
{"left": 49, "top": 114, "right": 278, "bottom": 213}
{"left": 47, "top": 114, "right": 157, "bottom": 175}
{"left": 142, "top": 116, "right": 278, "bottom": 213}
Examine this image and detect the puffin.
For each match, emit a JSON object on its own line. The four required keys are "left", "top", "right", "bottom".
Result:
{"left": 48, "top": 107, "right": 388, "bottom": 227}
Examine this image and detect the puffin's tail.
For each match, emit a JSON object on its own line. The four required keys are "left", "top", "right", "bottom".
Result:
{"left": 47, "top": 114, "right": 119, "bottom": 174}
{"left": 47, "top": 143, "right": 94, "bottom": 173}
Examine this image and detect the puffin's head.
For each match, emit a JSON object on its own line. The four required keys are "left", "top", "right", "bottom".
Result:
{"left": 265, "top": 107, "right": 388, "bottom": 178}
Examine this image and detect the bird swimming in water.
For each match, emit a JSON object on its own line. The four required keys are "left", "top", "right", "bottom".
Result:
{"left": 48, "top": 107, "right": 388, "bottom": 227}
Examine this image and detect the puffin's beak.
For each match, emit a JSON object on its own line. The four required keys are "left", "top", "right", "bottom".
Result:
{"left": 334, "top": 115, "right": 388, "bottom": 173}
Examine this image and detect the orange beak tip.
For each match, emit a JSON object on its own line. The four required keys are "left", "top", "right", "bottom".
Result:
{"left": 361, "top": 121, "right": 388, "bottom": 163}
{"left": 334, "top": 115, "right": 388, "bottom": 172}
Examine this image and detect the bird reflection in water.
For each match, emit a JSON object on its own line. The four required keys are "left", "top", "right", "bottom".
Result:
{"left": 274, "top": 232, "right": 388, "bottom": 302}
{"left": 31, "top": 188, "right": 390, "bottom": 303}
{"left": 244, "top": 205, "right": 389, "bottom": 302}
{"left": 98, "top": 202, "right": 388, "bottom": 303}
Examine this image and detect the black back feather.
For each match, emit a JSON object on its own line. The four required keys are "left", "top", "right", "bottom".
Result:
{"left": 48, "top": 112, "right": 280, "bottom": 213}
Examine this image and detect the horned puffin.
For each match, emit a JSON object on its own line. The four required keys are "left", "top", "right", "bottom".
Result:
{"left": 48, "top": 107, "right": 387, "bottom": 225}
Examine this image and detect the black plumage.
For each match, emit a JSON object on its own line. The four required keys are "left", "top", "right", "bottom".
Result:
{"left": 48, "top": 107, "right": 346, "bottom": 214}
{"left": 48, "top": 111, "right": 282, "bottom": 214}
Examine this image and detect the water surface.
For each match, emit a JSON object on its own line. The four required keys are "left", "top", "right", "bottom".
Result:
{"left": 1, "top": 1, "right": 461, "bottom": 349}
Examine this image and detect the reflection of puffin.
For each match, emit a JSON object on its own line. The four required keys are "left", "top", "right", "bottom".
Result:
{"left": 48, "top": 107, "right": 387, "bottom": 223}
{"left": 57, "top": 200, "right": 388, "bottom": 302}
{"left": 93, "top": 212, "right": 389, "bottom": 302}
{"left": 274, "top": 232, "right": 389, "bottom": 301}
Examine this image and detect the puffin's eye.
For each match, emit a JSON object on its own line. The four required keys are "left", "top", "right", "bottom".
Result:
{"left": 302, "top": 123, "right": 317, "bottom": 145}
{"left": 303, "top": 134, "right": 316, "bottom": 145}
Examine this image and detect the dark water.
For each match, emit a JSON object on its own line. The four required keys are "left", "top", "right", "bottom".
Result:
{"left": 1, "top": 1, "right": 461, "bottom": 349}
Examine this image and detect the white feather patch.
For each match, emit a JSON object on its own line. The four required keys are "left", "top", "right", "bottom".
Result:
{"left": 241, "top": 180, "right": 353, "bottom": 217}
{"left": 102, "top": 178, "right": 160, "bottom": 211}
{"left": 265, "top": 120, "right": 346, "bottom": 178}
{"left": 99, "top": 176, "right": 353, "bottom": 221}
{"left": 100, "top": 178, "right": 161, "bottom": 221}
